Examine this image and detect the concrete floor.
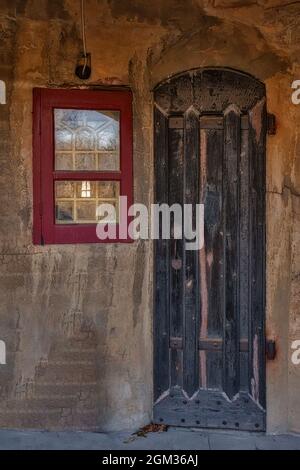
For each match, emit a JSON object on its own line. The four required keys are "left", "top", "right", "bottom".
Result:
{"left": 0, "top": 428, "right": 300, "bottom": 450}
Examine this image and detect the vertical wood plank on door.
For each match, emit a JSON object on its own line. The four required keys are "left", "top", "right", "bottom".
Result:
{"left": 249, "top": 99, "right": 267, "bottom": 407}
{"left": 169, "top": 123, "right": 184, "bottom": 388}
{"left": 183, "top": 109, "right": 199, "bottom": 396}
{"left": 239, "top": 126, "right": 250, "bottom": 392}
{"left": 154, "top": 107, "right": 170, "bottom": 401}
{"left": 199, "top": 128, "right": 208, "bottom": 389}
{"left": 223, "top": 106, "right": 241, "bottom": 400}
{"left": 203, "top": 127, "right": 224, "bottom": 390}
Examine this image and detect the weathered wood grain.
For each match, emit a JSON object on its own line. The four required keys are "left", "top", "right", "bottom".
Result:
{"left": 199, "top": 126, "right": 224, "bottom": 391}
{"left": 154, "top": 68, "right": 266, "bottom": 429}
{"left": 155, "top": 68, "right": 265, "bottom": 115}
{"left": 154, "top": 388, "right": 266, "bottom": 431}
{"left": 223, "top": 106, "right": 241, "bottom": 400}
{"left": 154, "top": 107, "right": 170, "bottom": 401}
{"left": 239, "top": 126, "right": 250, "bottom": 392}
{"left": 183, "top": 109, "right": 200, "bottom": 396}
{"left": 168, "top": 124, "right": 184, "bottom": 389}
{"left": 248, "top": 98, "right": 267, "bottom": 408}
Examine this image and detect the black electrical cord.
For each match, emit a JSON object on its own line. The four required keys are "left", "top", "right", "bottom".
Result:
{"left": 75, "top": 0, "right": 91, "bottom": 79}
{"left": 81, "top": 0, "right": 88, "bottom": 75}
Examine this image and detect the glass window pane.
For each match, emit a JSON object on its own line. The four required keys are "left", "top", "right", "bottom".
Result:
{"left": 77, "top": 201, "right": 97, "bottom": 222}
{"left": 97, "top": 124, "right": 118, "bottom": 151}
{"left": 75, "top": 181, "right": 97, "bottom": 199}
{"left": 56, "top": 201, "right": 74, "bottom": 223}
{"left": 55, "top": 181, "right": 120, "bottom": 224}
{"left": 98, "top": 152, "right": 119, "bottom": 171}
{"left": 75, "top": 129, "right": 94, "bottom": 151}
{"left": 55, "top": 129, "right": 73, "bottom": 151}
{"left": 97, "top": 181, "right": 119, "bottom": 199}
{"left": 54, "top": 109, "right": 120, "bottom": 171}
{"left": 55, "top": 181, "right": 75, "bottom": 199}
{"left": 75, "top": 153, "right": 97, "bottom": 171}
{"left": 55, "top": 153, "right": 73, "bottom": 171}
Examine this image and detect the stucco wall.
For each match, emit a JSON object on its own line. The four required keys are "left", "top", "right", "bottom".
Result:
{"left": 0, "top": 0, "right": 299, "bottom": 433}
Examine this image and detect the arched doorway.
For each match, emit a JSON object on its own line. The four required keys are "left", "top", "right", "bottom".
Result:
{"left": 153, "top": 68, "right": 266, "bottom": 431}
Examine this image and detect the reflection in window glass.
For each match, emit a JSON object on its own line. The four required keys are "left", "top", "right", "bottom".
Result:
{"left": 81, "top": 181, "right": 91, "bottom": 198}
{"left": 55, "top": 181, "right": 120, "bottom": 224}
{"left": 54, "top": 109, "right": 120, "bottom": 171}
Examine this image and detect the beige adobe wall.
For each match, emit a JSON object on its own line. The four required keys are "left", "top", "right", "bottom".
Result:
{"left": 0, "top": 0, "right": 299, "bottom": 433}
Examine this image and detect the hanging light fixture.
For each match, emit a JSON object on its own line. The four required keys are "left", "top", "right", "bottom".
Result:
{"left": 75, "top": 0, "right": 91, "bottom": 80}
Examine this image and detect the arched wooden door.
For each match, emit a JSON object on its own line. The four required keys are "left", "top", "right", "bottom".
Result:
{"left": 154, "top": 68, "right": 266, "bottom": 431}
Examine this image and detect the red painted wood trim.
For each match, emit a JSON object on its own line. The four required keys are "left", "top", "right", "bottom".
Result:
{"left": 32, "top": 88, "right": 133, "bottom": 245}
{"left": 53, "top": 171, "right": 122, "bottom": 181}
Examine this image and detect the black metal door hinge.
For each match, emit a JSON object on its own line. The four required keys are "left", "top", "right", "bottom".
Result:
{"left": 266, "top": 339, "right": 277, "bottom": 360}
{"left": 267, "top": 113, "right": 276, "bottom": 135}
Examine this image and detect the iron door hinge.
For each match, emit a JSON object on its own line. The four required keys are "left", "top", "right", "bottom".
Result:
{"left": 267, "top": 113, "right": 276, "bottom": 135}
{"left": 266, "top": 339, "right": 277, "bottom": 360}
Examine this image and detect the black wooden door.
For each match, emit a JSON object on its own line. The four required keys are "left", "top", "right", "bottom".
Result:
{"left": 154, "top": 68, "right": 266, "bottom": 431}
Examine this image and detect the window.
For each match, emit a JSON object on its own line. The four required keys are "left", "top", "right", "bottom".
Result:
{"left": 33, "top": 89, "right": 133, "bottom": 244}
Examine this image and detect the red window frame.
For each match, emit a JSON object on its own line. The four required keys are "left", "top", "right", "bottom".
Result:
{"left": 33, "top": 88, "right": 133, "bottom": 244}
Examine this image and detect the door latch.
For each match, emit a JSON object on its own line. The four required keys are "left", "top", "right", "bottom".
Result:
{"left": 266, "top": 339, "right": 277, "bottom": 360}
